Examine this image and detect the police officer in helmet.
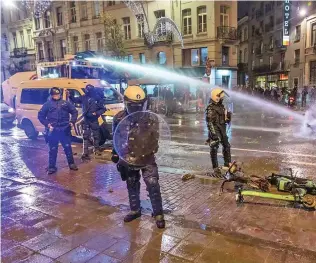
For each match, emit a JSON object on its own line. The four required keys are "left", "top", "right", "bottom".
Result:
{"left": 206, "top": 88, "right": 232, "bottom": 176}
{"left": 69, "top": 84, "right": 106, "bottom": 160}
{"left": 111, "top": 85, "right": 165, "bottom": 229}
{"left": 38, "top": 87, "right": 79, "bottom": 175}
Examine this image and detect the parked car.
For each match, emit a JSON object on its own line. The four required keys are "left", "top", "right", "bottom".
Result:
{"left": 0, "top": 102, "right": 16, "bottom": 125}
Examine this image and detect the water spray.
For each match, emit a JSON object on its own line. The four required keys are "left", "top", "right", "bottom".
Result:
{"left": 87, "top": 57, "right": 305, "bottom": 123}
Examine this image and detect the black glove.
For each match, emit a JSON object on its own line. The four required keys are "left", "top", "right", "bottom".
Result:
{"left": 111, "top": 154, "right": 119, "bottom": 163}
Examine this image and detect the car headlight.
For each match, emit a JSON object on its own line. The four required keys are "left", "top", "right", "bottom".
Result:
{"left": 8, "top": 108, "right": 15, "bottom": 113}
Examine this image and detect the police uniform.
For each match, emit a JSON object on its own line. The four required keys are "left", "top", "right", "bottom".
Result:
{"left": 205, "top": 88, "right": 232, "bottom": 170}
{"left": 38, "top": 87, "right": 78, "bottom": 175}
{"left": 111, "top": 86, "right": 165, "bottom": 229}
{"left": 70, "top": 85, "right": 105, "bottom": 159}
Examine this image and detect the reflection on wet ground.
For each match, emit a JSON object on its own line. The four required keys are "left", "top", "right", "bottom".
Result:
{"left": 1, "top": 105, "right": 316, "bottom": 262}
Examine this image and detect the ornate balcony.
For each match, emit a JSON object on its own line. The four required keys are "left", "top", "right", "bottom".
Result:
{"left": 11, "top": 47, "right": 28, "bottom": 58}
{"left": 217, "top": 26, "right": 237, "bottom": 40}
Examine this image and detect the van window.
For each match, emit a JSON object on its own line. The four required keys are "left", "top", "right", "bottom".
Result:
{"left": 20, "top": 88, "right": 51, "bottom": 104}
{"left": 68, "top": 89, "right": 82, "bottom": 108}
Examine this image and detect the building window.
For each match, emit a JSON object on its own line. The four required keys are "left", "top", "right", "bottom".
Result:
{"left": 73, "top": 36, "right": 79, "bottom": 53}
{"left": 108, "top": 1, "right": 115, "bottom": 6}
{"left": 157, "top": 51, "right": 167, "bottom": 65}
{"left": 238, "top": 50, "right": 242, "bottom": 63}
{"left": 16, "top": 9, "right": 21, "bottom": 20}
{"left": 81, "top": 1, "right": 88, "bottom": 20}
{"left": 27, "top": 30, "right": 33, "bottom": 48}
{"left": 3, "top": 34, "right": 8, "bottom": 51}
{"left": 19, "top": 31, "right": 25, "bottom": 47}
{"left": 70, "top": 1, "right": 76, "bottom": 23}
{"left": 124, "top": 55, "right": 133, "bottom": 63}
{"left": 35, "top": 17, "right": 40, "bottom": 30}
{"left": 122, "top": 17, "right": 131, "bottom": 40}
{"left": 197, "top": 6, "right": 207, "bottom": 33}
{"left": 37, "top": 42, "right": 44, "bottom": 60}
{"left": 96, "top": 32, "right": 103, "bottom": 51}
{"left": 111, "top": 19, "right": 117, "bottom": 38}
{"left": 252, "top": 43, "right": 255, "bottom": 54}
{"left": 220, "top": 6, "right": 229, "bottom": 26}
{"left": 200, "top": 47, "right": 208, "bottom": 65}
{"left": 154, "top": 10, "right": 166, "bottom": 36}
{"left": 182, "top": 47, "right": 208, "bottom": 67}
{"left": 182, "top": 9, "right": 192, "bottom": 35}
{"left": 259, "top": 58, "right": 263, "bottom": 66}
{"left": 295, "top": 25, "right": 301, "bottom": 42}
{"left": 47, "top": 41, "right": 54, "bottom": 60}
{"left": 260, "top": 41, "right": 264, "bottom": 53}
{"left": 311, "top": 23, "right": 316, "bottom": 46}
{"left": 269, "top": 56, "right": 273, "bottom": 69}
{"left": 56, "top": 7, "right": 63, "bottom": 26}
{"left": 222, "top": 46, "right": 229, "bottom": 66}
{"left": 84, "top": 34, "right": 90, "bottom": 50}
{"left": 294, "top": 49, "right": 300, "bottom": 65}
{"left": 310, "top": 61, "right": 316, "bottom": 84}
{"left": 269, "top": 36, "right": 274, "bottom": 50}
{"left": 243, "top": 26, "right": 248, "bottom": 41}
{"left": 93, "top": 1, "right": 100, "bottom": 18}
{"left": 244, "top": 48, "right": 248, "bottom": 62}
{"left": 251, "top": 25, "right": 255, "bottom": 37}
{"left": 60, "top": 39, "right": 66, "bottom": 58}
{"left": 252, "top": 60, "right": 255, "bottom": 70}
{"left": 137, "top": 15, "right": 144, "bottom": 38}
{"left": 12, "top": 32, "right": 17, "bottom": 48}
{"left": 44, "top": 10, "right": 51, "bottom": 28}
{"left": 139, "top": 53, "right": 145, "bottom": 64}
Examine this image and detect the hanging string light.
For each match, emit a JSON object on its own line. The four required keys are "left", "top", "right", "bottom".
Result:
{"left": 22, "top": 0, "right": 51, "bottom": 18}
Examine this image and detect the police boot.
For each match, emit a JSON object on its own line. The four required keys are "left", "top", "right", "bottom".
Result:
{"left": 155, "top": 215, "right": 165, "bottom": 229}
{"left": 69, "top": 164, "right": 78, "bottom": 171}
{"left": 81, "top": 154, "right": 91, "bottom": 161}
{"left": 47, "top": 167, "right": 57, "bottom": 175}
{"left": 124, "top": 210, "right": 141, "bottom": 222}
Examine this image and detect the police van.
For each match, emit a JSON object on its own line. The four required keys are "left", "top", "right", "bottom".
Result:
{"left": 15, "top": 78, "right": 124, "bottom": 144}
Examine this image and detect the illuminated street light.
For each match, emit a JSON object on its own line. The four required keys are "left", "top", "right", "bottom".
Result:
{"left": 299, "top": 8, "right": 307, "bottom": 17}
{"left": 3, "top": 0, "right": 16, "bottom": 8}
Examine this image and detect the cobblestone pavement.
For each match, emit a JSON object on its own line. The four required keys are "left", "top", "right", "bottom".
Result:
{"left": 2, "top": 159, "right": 316, "bottom": 263}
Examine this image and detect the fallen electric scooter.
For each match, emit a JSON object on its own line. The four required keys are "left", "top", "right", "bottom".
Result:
{"left": 220, "top": 163, "right": 316, "bottom": 210}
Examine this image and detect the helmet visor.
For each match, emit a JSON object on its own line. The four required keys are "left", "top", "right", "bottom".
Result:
{"left": 125, "top": 101, "right": 147, "bottom": 114}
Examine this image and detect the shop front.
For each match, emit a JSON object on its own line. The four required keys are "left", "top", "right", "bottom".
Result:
{"left": 255, "top": 73, "right": 288, "bottom": 88}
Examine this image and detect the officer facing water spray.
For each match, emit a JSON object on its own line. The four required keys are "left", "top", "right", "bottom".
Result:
{"left": 205, "top": 88, "right": 232, "bottom": 176}
{"left": 111, "top": 85, "right": 165, "bottom": 229}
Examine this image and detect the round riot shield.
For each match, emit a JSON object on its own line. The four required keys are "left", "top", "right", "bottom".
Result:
{"left": 113, "top": 111, "right": 171, "bottom": 167}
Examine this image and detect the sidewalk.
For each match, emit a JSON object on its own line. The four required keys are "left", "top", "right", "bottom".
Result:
{"left": 1, "top": 156, "right": 316, "bottom": 263}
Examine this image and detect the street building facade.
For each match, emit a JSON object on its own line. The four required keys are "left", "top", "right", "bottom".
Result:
{"left": 1, "top": 0, "right": 238, "bottom": 91}
{"left": 240, "top": 0, "right": 316, "bottom": 90}
{"left": 237, "top": 15, "right": 249, "bottom": 86}
{"left": 1, "top": 4, "right": 36, "bottom": 84}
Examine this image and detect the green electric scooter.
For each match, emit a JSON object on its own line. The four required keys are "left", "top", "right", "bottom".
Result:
{"left": 221, "top": 164, "right": 316, "bottom": 209}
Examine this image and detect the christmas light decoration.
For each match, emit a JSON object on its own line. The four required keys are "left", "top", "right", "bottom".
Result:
{"left": 122, "top": 0, "right": 183, "bottom": 48}
{"left": 22, "top": 0, "right": 51, "bottom": 18}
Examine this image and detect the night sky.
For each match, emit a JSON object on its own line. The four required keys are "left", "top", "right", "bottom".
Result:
{"left": 238, "top": 1, "right": 250, "bottom": 20}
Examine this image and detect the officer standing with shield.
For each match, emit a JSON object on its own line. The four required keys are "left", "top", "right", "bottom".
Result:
{"left": 111, "top": 85, "right": 165, "bottom": 229}
{"left": 38, "top": 87, "right": 78, "bottom": 175}
{"left": 205, "top": 88, "right": 232, "bottom": 176}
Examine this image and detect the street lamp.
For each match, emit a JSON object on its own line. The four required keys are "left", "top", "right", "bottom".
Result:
{"left": 299, "top": 8, "right": 307, "bottom": 17}
{"left": 3, "top": 0, "right": 16, "bottom": 8}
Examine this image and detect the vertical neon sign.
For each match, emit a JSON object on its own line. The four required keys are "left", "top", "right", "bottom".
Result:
{"left": 283, "top": 0, "right": 291, "bottom": 46}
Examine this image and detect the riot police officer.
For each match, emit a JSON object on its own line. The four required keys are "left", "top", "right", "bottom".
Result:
{"left": 69, "top": 84, "right": 106, "bottom": 160}
{"left": 111, "top": 85, "right": 165, "bottom": 229}
{"left": 38, "top": 87, "right": 78, "bottom": 175}
{"left": 205, "top": 88, "right": 232, "bottom": 176}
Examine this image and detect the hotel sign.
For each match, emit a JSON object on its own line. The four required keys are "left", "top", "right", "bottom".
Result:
{"left": 283, "top": 0, "right": 291, "bottom": 46}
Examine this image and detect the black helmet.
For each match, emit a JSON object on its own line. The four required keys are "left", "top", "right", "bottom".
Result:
{"left": 85, "top": 84, "right": 94, "bottom": 94}
{"left": 49, "top": 87, "right": 61, "bottom": 96}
